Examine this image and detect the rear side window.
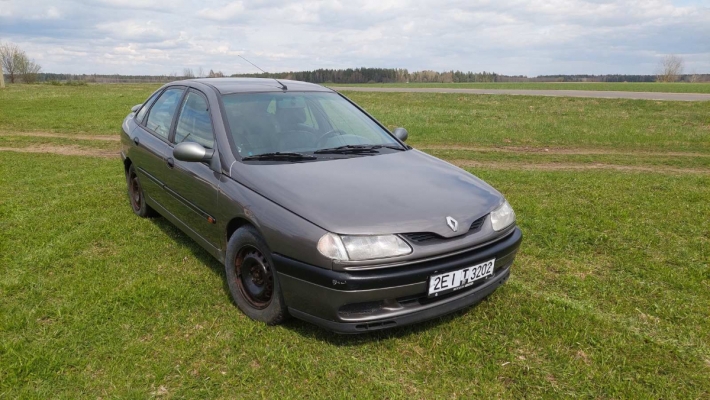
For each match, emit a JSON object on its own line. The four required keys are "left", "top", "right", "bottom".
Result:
{"left": 173, "top": 91, "right": 214, "bottom": 149}
{"left": 135, "top": 91, "right": 160, "bottom": 124}
{"left": 145, "top": 88, "right": 185, "bottom": 139}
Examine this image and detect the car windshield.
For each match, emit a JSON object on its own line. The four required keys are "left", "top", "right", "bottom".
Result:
{"left": 222, "top": 92, "right": 402, "bottom": 159}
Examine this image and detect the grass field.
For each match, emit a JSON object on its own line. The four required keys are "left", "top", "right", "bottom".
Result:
{"left": 1, "top": 84, "right": 709, "bottom": 398}
{"left": 333, "top": 81, "right": 710, "bottom": 94}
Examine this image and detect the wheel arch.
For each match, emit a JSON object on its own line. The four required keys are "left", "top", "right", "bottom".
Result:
{"left": 226, "top": 217, "right": 257, "bottom": 243}
{"left": 123, "top": 156, "right": 133, "bottom": 176}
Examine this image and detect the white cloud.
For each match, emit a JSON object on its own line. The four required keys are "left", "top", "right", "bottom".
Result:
{"left": 0, "top": 0, "right": 708, "bottom": 75}
{"left": 96, "top": 20, "right": 173, "bottom": 41}
{"left": 91, "top": 0, "right": 182, "bottom": 11}
{"left": 198, "top": 1, "right": 245, "bottom": 21}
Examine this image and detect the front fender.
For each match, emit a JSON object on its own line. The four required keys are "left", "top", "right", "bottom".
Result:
{"left": 216, "top": 175, "right": 333, "bottom": 270}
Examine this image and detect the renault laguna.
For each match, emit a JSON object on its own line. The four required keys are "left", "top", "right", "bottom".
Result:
{"left": 121, "top": 78, "right": 522, "bottom": 333}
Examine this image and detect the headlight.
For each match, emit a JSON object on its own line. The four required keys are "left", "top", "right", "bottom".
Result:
{"left": 491, "top": 200, "right": 516, "bottom": 231}
{"left": 317, "top": 233, "right": 412, "bottom": 261}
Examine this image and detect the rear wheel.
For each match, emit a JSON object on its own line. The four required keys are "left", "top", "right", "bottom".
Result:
{"left": 225, "top": 226, "right": 287, "bottom": 325}
{"left": 126, "top": 164, "right": 156, "bottom": 218}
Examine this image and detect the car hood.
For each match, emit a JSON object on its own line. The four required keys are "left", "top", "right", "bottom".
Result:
{"left": 234, "top": 150, "right": 503, "bottom": 237}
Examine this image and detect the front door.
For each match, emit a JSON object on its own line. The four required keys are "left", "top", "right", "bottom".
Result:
{"left": 161, "top": 89, "right": 222, "bottom": 248}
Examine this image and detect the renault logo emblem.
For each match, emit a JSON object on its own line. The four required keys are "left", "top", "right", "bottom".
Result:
{"left": 446, "top": 216, "right": 459, "bottom": 232}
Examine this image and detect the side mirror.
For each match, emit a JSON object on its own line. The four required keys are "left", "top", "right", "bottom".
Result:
{"left": 131, "top": 104, "right": 142, "bottom": 113}
{"left": 393, "top": 127, "right": 408, "bottom": 142}
{"left": 173, "top": 142, "right": 214, "bottom": 163}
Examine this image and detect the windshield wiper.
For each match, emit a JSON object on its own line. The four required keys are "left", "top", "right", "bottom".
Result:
{"left": 313, "top": 144, "right": 404, "bottom": 154}
{"left": 242, "top": 152, "right": 317, "bottom": 161}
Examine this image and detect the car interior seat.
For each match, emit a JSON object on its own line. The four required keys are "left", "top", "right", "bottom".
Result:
{"left": 276, "top": 107, "right": 316, "bottom": 151}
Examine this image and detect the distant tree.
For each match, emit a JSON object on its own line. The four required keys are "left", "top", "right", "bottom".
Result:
{"left": 183, "top": 68, "right": 195, "bottom": 78}
{"left": 197, "top": 66, "right": 204, "bottom": 78}
{"left": 0, "top": 41, "right": 4, "bottom": 87}
{"left": 441, "top": 71, "right": 454, "bottom": 83}
{"left": 688, "top": 70, "right": 700, "bottom": 83}
{"left": 207, "top": 69, "right": 225, "bottom": 78}
{"left": 0, "top": 42, "right": 24, "bottom": 83}
{"left": 17, "top": 55, "right": 41, "bottom": 83}
{"left": 657, "top": 54, "right": 684, "bottom": 82}
{"left": 0, "top": 42, "right": 41, "bottom": 84}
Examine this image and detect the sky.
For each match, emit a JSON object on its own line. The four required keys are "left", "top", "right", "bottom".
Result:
{"left": 0, "top": 0, "right": 709, "bottom": 76}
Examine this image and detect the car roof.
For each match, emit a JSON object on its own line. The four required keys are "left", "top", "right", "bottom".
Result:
{"left": 183, "top": 78, "right": 334, "bottom": 95}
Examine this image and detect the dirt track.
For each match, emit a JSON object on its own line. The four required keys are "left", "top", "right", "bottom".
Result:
{"left": 1, "top": 143, "right": 707, "bottom": 175}
{"left": 0, "top": 131, "right": 120, "bottom": 141}
{"left": 450, "top": 159, "right": 710, "bottom": 175}
{"left": 419, "top": 144, "right": 710, "bottom": 158}
{"left": 0, "top": 145, "right": 118, "bottom": 158}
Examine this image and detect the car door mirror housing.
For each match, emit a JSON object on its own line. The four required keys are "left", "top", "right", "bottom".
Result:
{"left": 131, "top": 104, "right": 142, "bottom": 112}
{"left": 173, "top": 142, "right": 214, "bottom": 163}
{"left": 393, "top": 127, "right": 408, "bottom": 142}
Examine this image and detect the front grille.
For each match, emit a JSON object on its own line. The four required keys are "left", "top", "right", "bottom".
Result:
{"left": 401, "top": 215, "right": 488, "bottom": 244}
{"left": 339, "top": 301, "right": 382, "bottom": 316}
{"left": 401, "top": 232, "right": 442, "bottom": 243}
{"left": 469, "top": 215, "right": 487, "bottom": 233}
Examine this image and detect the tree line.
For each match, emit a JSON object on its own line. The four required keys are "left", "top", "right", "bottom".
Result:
{"left": 14, "top": 70, "right": 708, "bottom": 85}
{"left": 231, "top": 67, "right": 705, "bottom": 83}
{"left": 231, "top": 68, "right": 501, "bottom": 83}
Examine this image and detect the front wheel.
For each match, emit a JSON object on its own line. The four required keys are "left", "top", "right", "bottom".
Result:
{"left": 225, "top": 226, "right": 288, "bottom": 325}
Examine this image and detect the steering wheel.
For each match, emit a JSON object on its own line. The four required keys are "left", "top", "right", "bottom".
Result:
{"left": 314, "top": 129, "right": 348, "bottom": 148}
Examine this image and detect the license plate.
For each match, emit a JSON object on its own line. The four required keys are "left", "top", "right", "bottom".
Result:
{"left": 428, "top": 258, "right": 496, "bottom": 297}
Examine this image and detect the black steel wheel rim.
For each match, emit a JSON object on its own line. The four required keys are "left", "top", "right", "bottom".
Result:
{"left": 129, "top": 173, "right": 142, "bottom": 212}
{"left": 235, "top": 245, "right": 274, "bottom": 309}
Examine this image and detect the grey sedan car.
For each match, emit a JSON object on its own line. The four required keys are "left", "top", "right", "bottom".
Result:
{"left": 121, "top": 78, "right": 522, "bottom": 333}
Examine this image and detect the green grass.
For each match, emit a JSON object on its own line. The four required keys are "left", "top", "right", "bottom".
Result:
{"left": 1, "top": 153, "right": 708, "bottom": 398}
{"left": 342, "top": 92, "right": 710, "bottom": 153}
{"left": 1, "top": 84, "right": 708, "bottom": 154}
{"left": 333, "top": 82, "right": 710, "bottom": 94}
{"left": 1, "top": 84, "right": 709, "bottom": 398}
{"left": 0, "top": 84, "right": 159, "bottom": 135}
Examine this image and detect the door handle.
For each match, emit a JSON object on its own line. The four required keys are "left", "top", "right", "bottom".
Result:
{"left": 133, "top": 136, "right": 140, "bottom": 145}
{"left": 166, "top": 157, "right": 174, "bottom": 168}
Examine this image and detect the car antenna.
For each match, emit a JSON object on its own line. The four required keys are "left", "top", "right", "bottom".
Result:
{"left": 238, "top": 55, "right": 287, "bottom": 90}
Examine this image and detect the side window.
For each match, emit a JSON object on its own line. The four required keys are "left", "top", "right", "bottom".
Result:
{"left": 145, "top": 88, "right": 185, "bottom": 139}
{"left": 173, "top": 91, "right": 214, "bottom": 149}
{"left": 135, "top": 91, "right": 160, "bottom": 124}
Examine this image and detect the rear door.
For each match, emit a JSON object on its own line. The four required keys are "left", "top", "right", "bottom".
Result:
{"left": 162, "top": 89, "right": 222, "bottom": 248}
{"left": 132, "top": 86, "right": 186, "bottom": 209}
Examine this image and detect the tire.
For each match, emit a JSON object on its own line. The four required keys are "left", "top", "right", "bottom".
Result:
{"left": 225, "top": 225, "right": 288, "bottom": 325}
{"left": 126, "top": 164, "right": 157, "bottom": 218}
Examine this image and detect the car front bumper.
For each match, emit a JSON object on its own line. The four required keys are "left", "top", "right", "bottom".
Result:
{"left": 274, "top": 227, "right": 522, "bottom": 334}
